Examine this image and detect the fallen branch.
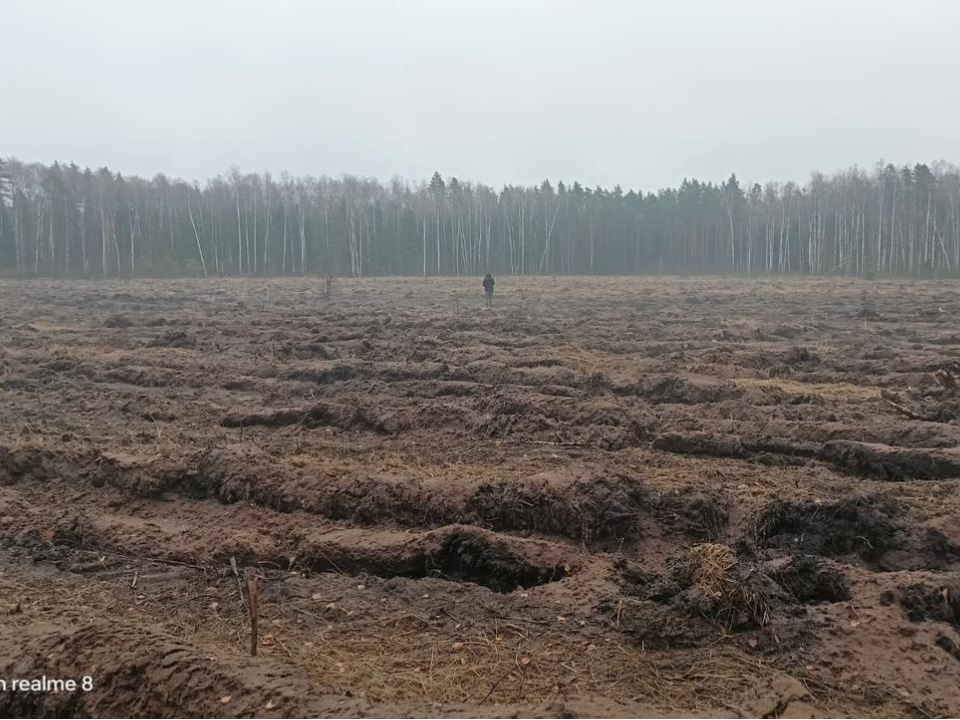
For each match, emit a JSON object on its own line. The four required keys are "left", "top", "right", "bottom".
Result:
{"left": 879, "top": 390, "right": 933, "bottom": 422}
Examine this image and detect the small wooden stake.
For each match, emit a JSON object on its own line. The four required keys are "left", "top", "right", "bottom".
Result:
{"left": 247, "top": 577, "right": 258, "bottom": 657}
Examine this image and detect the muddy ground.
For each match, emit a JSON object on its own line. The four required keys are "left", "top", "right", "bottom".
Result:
{"left": 1, "top": 275, "right": 959, "bottom": 718}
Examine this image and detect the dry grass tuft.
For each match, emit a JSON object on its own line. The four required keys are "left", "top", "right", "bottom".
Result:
{"left": 670, "top": 543, "right": 770, "bottom": 629}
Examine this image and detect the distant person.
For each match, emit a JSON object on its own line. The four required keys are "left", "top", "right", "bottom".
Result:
{"left": 482, "top": 273, "right": 495, "bottom": 307}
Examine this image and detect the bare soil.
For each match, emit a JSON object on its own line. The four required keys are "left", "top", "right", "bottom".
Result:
{"left": 1, "top": 275, "right": 960, "bottom": 718}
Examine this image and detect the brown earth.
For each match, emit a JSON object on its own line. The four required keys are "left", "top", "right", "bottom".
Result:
{"left": 1, "top": 275, "right": 960, "bottom": 718}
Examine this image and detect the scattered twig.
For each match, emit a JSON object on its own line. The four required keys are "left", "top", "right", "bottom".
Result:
{"left": 528, "top": 440, "right": 588, "bottom": 448}
{"left": 935, "top": 367, "right": 958, "bottom": 391}
{"left": 382, "top": 612, "right": 432, "bottom": 626}
{"left": 440, "top": 608, "right": 462, "bottom": 625}
{"left": 310, "top": 545, "right": 344, "bottom": 574}
{"left": 231, "top": 557, "right": 247, "bottom": 611}
{"left": 489, "top": 615, "right": 553, "bottom": 626}
{"left": 77, "top": 548, "right": 206, "bottom": 571}
{"left": 164, "top": 592, "right": 222, "bottom": 610}
{"left": 147, "top": 413, "right": 163, "bottom": 441}
{"left": 479, "top": 665, "right": 518, "bottom": 703}
{"left": 247, "top": 576, "right": 259, "bottom": 656}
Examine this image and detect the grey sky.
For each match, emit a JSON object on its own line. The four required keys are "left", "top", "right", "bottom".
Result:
{"left": 5, "top": 0, "right": 959, "bottom": 190}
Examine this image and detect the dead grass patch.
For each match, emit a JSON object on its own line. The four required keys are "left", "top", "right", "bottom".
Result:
{"left": 735, "top": 376, "right": 879, "bottom": 401}
{"left": 298, "top": 629, "right": 776, "bottom": 709}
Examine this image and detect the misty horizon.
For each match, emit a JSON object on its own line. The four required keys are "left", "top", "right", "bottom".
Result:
{"left": 6, "top": 0, "right": 960, "bottom": 190}
{"left": 4, "top": 153, "right": 957, "bottom": 196}
{"left": 5, "top": 0, "right": 960, "bottom": 281}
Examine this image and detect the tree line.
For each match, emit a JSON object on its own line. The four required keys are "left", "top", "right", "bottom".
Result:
{"left": 1, "top": 157, "right": 959, "bottom": 278}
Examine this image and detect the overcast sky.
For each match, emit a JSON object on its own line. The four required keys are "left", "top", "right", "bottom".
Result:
{"left": 5, "top": 0, "right": 959, "bottom": 190}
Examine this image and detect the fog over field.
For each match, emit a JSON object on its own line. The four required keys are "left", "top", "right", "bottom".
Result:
{"left": 3, "top": 1, "right": 960, "bottom": 280}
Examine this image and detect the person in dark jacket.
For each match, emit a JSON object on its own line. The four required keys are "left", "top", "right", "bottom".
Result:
{"left": 482, "top": 273, "right": 495, "bottom": 307}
